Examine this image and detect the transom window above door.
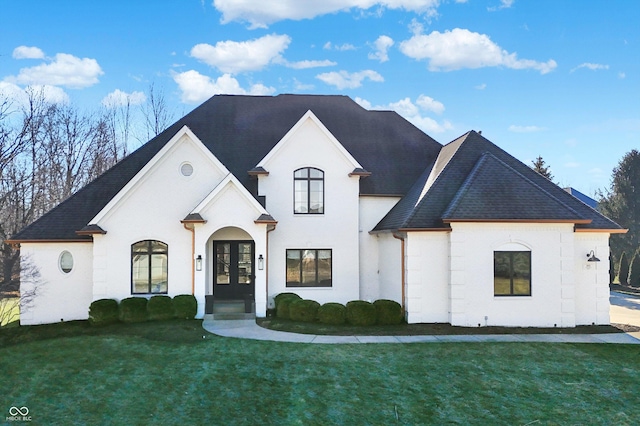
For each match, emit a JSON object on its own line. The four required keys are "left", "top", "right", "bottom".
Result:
{"left": 294, "top": 167, "right": 324, "bottom": 214}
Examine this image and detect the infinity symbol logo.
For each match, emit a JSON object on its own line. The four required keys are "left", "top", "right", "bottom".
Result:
{"left": 9, "top": 406, "right": 29, "bottom": 416}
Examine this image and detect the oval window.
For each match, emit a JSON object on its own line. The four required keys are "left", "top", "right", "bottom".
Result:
{"left": 59, "top": 251, "right": 74, "bottom": 274}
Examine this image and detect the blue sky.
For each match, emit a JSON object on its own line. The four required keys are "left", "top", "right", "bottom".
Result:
{"left": 1, "top": 0, "right": 638, "bottom": 196}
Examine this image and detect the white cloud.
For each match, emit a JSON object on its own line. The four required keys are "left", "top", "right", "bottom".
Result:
{"left": 101, "top": 89, "right": 146, "bottom": 108}
{"left": 12, "top": 46, "right": 45, "bottom": 59}
{"left": 488, "top": 0, "right": 514, "bottom": 11}
{"left": 293, "top": 78, "right": 315, "bottom": 91}
{"left": 213, "top": 0, "right": 440, "bottom": 28}
{"left": 618, "top": 72, "right": 626, "bottom": 79}
{"left": 190, "top": 34, "right": 291, "bottom": 73}
{"left": 368, "top": 35, "right": 394, "bottom": 62}
{"left": 570, "top": 62, "right": 609, "bottom": 73}
{"left": 316, "top": 69, "right": 383, "bottom": 89}
{"left": 354, "top": 97, "right": 372, "bottom": 109}
{"left": 5, "top": 53, "right": 103, "bottom": 88}
{"left": 356, "top": 95, "right": 451, "bottom": 133}
{"left": 0, "top": 82, "right": 69, "bottom": 105}
{"left": 282, "top": 59, "right": 337, "bottom": 69}
{"left": 172, "top": 70, "right": 275, "bottom": 104}
{"left": 416, "top": 94, "right": 444, "bottom": 114}
{"left": 324, "top": 42, "right": 357, "bottom": 51}
{"left": 475, "top": 83, "right": 487, "bottom": 90}
{"left": 508, "top": 125, "right": 545, "bottom": 133}
{"left": 400, "top": 28, "right": 557, "bottom": 74}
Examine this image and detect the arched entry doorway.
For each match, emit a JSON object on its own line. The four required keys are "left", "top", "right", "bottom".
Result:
{"left": 206, "top": 227, "right": 255, "bottom": 315}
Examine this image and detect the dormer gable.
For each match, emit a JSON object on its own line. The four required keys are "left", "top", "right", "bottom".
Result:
{"left": 255, "top": 110, "right": 365, "bottom": 176}
{"left": 88, "top": 125, "right": 230, "bottom": 226}
{"left": 188, "top": 173, "right": 275, "bottom": 225}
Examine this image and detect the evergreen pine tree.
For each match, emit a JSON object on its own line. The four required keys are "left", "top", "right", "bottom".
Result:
{"left": 628, "top": 250, "right": 640, "bottom": 288}
{"left": 531, "top": 156, "right": 554, "bottom": 180}
{"left": 609, "top": 254, "right": 615, "bottom": 284}
{"left": 618, "top": 251, "right": 630, "bottom": 285}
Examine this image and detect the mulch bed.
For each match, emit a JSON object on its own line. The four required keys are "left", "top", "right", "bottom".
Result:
{"left": 258, "top": 318, "right": 638, "bottom": 336}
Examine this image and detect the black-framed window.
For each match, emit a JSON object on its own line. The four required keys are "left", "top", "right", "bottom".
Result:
{"left": 294, "top": 167, "right": 324, "bottom": 214}
{"left": 132, "top": 240, "right": 168, "bottom": 294}
{"left": 494, "top": 251, "right": 531, "bottom": 296}
{"left": 286, "top": 249, "right": 332, "bottom": 287}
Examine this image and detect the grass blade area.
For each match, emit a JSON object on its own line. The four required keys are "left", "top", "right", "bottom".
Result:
{"left": 1, "top": 320, "right": 639, "bottom": 425}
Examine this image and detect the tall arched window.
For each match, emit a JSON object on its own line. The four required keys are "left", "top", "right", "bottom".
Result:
{"left": 294, "top": 167, "right": 324, "bottom": 214}
{"left": 132, "top": 240, "right": 168, "bottom": 294}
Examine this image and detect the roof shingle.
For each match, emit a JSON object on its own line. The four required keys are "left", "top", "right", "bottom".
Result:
{"left": 11, "top": 94, "right": 441, "bottom": 241}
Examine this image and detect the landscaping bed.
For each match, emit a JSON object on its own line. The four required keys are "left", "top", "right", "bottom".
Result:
{"left": 258, "top": 317, "right": 633, "bottom": 336}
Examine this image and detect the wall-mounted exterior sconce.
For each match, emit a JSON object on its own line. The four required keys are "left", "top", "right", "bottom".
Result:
{"left": 586, "top": 250, "right": 600, "bottom": 262}
{"left": 196, "top": 255, "right": 203, "bottom": 271}
{"left": 258, "top": 254, "right": 264, "bottom": 270}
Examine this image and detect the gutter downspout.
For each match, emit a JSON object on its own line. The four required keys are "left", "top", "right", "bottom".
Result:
{"left": 393, "top": 232, "right": 406, "bottom": 316}
{"left": 266, "top": 224, "right": 277, "bottom": 311}
{"left": 183, "top": 223, "right": 195, "bottom": 296}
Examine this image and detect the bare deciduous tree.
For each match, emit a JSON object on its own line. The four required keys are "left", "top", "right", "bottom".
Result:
{"left": 139, "top": 82, "right": 173, "bottom": 142}
{"left": 0, "top": 88, "right": 125, "bottom": 323}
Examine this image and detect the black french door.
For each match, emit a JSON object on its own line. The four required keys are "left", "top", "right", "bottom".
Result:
{"left": 213, "top": 241, "right": 255, "bottom": 300}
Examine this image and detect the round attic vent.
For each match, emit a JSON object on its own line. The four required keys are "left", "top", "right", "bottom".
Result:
{"left": 180, "top": 162, "right": 194, "bottom": 177}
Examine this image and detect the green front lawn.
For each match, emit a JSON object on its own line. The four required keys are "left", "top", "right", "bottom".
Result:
{"left": 1, "top": 320, "right": 639, "bottom": 425}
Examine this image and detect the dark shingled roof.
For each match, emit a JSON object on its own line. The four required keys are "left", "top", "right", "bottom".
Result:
{"left": 374, "top": 131, "right": 623, "bottom": 232}
{"left": 11, "top": 94, "right": 441, "bottom": 241}
{"left": 442, "top": 153, "right": 586, "bottom": 222}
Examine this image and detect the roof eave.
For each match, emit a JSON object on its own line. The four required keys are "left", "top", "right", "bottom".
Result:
{"left": 442, "top": 218, "right": 593, "bottom": 224}
{"left": 575, "top": 228, "right": 628, "bottom": 234}
{"left": 5, "top": 238, "right": 92, "bottom": 245}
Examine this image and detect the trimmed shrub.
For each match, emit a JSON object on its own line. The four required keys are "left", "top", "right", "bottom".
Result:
{"left": 276, "top": 297, "right": 298, "bottom": 319}
{"left": 289, "top": 299, "right": 320, "bottom": 323}
{"left": 317, "top": 303, "right": 346, "bottom": 325}
{"left": 173, "top": 295, "right": 197, "bottom": 319}
{"left": 89, "top": 299, "right": 119, "bottom": 326}
{"left": 373, "top": 299, "right": 403, "bottom": 325}
{"left": 274, "top": 292, "right": 301, "bottom": 308}
{"left": 346, "top": 300, "right": 377, "bottom": 326}
{"left": 119, "top": 297, "right": 148, "bottom": 323}
{"left": 618, "top": 252, "right": 630, "bottom": 285}
{"left": 629, "top": 250, "right": 640, "bottom": 288}
{"left": 148, "top": 295, "right": 174, "bottom": 321}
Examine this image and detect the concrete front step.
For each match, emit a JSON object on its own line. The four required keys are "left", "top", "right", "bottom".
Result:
{"left": 213, "top": 312, "right": 256, "bottom": 320}
{"left": 210, "top": 299, "right": 255, "bottom": 318}
{"left": 212, "top": 301, "right": 245, "bottom": 314}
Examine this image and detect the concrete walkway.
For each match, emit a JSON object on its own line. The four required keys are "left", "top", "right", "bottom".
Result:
{"left": 202, "top": 291, "right": 640, "bottom": 344}
{"left": 202, "top": 317, "right": 640, "bottom": 344}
